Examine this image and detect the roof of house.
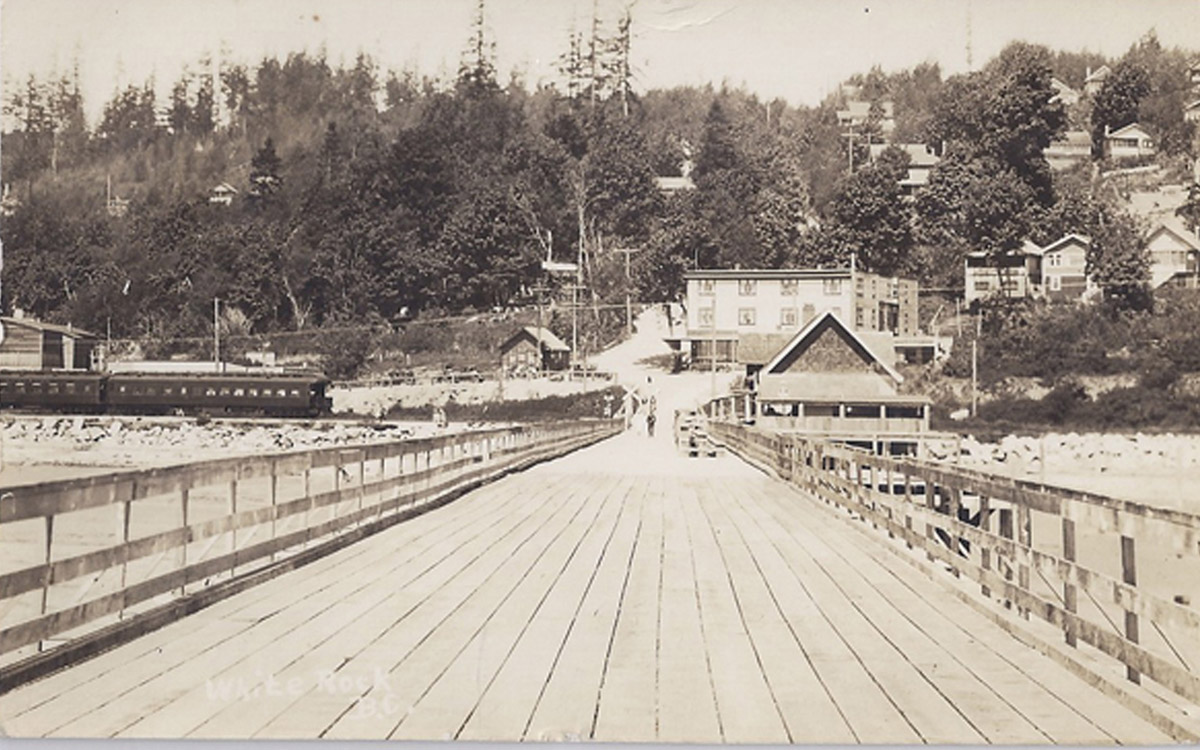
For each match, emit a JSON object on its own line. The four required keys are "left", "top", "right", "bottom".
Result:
{"left": 1047, "top": 130, "right": 1092, "bottom": 148}
{"left": 1085, "top": 65, "right": 1112, "bottom": 83}
{"left": 211, "top": 182, "right": 239, "bottom": 194}
{"left": 965, "top": 238, "right": 1044, "bottom": 259}
{"left": 1148, "top": 218, "right": 1200, "bottom": 251}
{"left": 737, "top": 333, "right": 792, "bottom": 365}
{"left": 0, "top": 316, "right": 99, "bottom": 339}
{"left": 761, "top": 310, "right": 903, "bottom": 385}
{"left": 836, "top": 100, "right": 895, "bottom": 122}
{"left": 757, "top": 372, "right": 912, "bottom": 402}
{"left": 502, "top": 326, "right": 570, "bottom": 353}
{"left": 1106, "top": 122, "right": 1153, "bottom": 140}
{"left": 1040, "top": 233, "right": 1091, "bottom": 254}
{"left": 654, "top": 175, "right": 695, "bottom": 192}
{"left": 867, "top": 143, "right": 940, "bottom": 167}
{"left": 1186, "top": 99, "right": 1200, "bottom": 111}
{"left": 686, "top": 268, "right": 853, "bottom": 281}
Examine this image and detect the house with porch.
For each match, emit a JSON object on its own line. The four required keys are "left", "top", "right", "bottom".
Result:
{"left": 751, "top": 311, "right": 931, "bottom": 454}
{"left": 867, "top": 143, "right": 940, "bottom": 196}
{"left": 1103, "top": 123, "right": 1156, "bottom": 161}
{"left": 963, "top": 240, "right": 1044, "bottom": 306}
{"left": 1146, "top": 219, "right": 1200, "bottom": 290}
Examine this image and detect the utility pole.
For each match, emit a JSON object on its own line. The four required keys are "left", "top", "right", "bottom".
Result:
{"left": 614, "top": 247, "right": 641, "bottom": 336}
{"left": 213, "top": 297, "right": 221, "bottom": 373}
{"left": 710, "top": 294, "right": 718, "bottom": 400}
{"left": 971, "top": 312, "right": 981, "bottom": 416}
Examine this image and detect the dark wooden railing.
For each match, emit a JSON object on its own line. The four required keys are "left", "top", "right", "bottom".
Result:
{"left": 709, "top": 420, "right": 1200, "bottom": 716}
{"left": 0, "top": 420, "right": 619, "bottom": 675}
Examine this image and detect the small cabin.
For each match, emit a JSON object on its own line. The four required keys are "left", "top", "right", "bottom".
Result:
{"left": 0, "top": 316, "right": 100, "bottom": 371}
{"left": 499, "top": 326, "right": 570, "bottom": 373}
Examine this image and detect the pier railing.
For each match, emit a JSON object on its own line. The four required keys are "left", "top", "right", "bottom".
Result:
{"left": 0, "top": 419, "right": 619, "bottom": 681}
{"left": 710, "top": 421, "right": 1200, "bottom": 716}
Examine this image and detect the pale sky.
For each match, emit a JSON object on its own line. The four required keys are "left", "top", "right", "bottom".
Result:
{"left": 3, "top": 0, "right": 1200, "bottom": 126}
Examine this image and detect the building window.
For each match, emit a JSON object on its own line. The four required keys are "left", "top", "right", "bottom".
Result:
{"left": 699, "top": 279, "right": 715, "bottom": 295}
{"left": 974, "top": 280, "right": 991, "bottom": 291}
{"left": 855, "top": 308, "right": 864, "bottom": 328}
{"left": 780, "top": 279, "right": 798, "bottom": 296}
{"left": 802, "top": 303, "right": 816, "bottom": 323}
{"left": 738, "top": 279, "right": 757, "bottom": 296}
{"left": 823, "top": 278, "right": 842, "bottom": 295}
{"left": 737, "top": 307, "right": 757, "bottom": 326}
{"left": 698, "top": 307, "right": 714, "bottom": 327}
{"left": 780, "top": 308, "right": 798, "bottom": 327}
{"left": 1049, "top": 275, "right": 1062, "bottom": 291}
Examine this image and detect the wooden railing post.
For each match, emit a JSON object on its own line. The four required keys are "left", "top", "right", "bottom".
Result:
{"left": 117, "top": 496, "right": 132, "bottom": 619}
{"left": 228, "top": 479, "right": 238, "bottom": 577}
{"left": 979, "top": 496, "right": 991, "bottom": 598}
{"left": 39, "top": 516, "right": 54, "bottom": 618}
{"left": 269, "top": 466, "right": 279, "bottom": 563}
{"left": 1017, "top": 504, "right": 1031, "bottom": 620}
{"left": 179, "top": 487, "right": 190, "bottom": 595}
{"left": 1121, "top": 534, "right": 1140, "bottom": 684}
{"left": 1062, "top": 516, "right": 1077, "bottom": 647}
{"left": 998, "top": 507, "right": 1014, "bottom": 610}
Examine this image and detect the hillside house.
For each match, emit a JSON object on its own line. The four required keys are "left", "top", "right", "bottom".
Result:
{"left": 752, "top": 311, "right": 930, "bottom": 448}
{"left": 1049, "top": 77, "right": 1081, "bottom": 107}
{"left": 1146, "top": 220, "right": 1200, "bottom": 290}
{"left": 1185, "top": 100, "right": 1200, "bottom": 124}
{"left": 670, "top": 264, "right": 927, "bottom": 370}
{"left": 209, "top": 182, "right": 239, "bottom": 206}
{"left": 1044, "top": 130, "right": 1092, "bottom": 171}
{"left": 1041, "top": 234, "right": 1096, "bottom": 302}
{"left": 1104, "top": 123, "right": 1156, "bottom": 161}
{"left": 963, "top": 240, "right": 1044, "bottom": 305}
{"left": 836, "top": 99, "right": 895, "bottom": 136}
{"left": 867, "top": 143, "right": 940, "bottom": 195}
{"left": 1084, "top": 65, "right": 1111, "bottom": 96}
{"left": 0, "top": 316, "right": 99, "bottom": 370}
{"left": 499, "top": 326, "right": 570, "bottom": 373}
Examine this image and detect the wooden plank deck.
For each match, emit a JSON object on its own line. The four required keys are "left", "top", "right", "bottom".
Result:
{"left": 0, "top": 431, "right": 1177, "bottom": 743}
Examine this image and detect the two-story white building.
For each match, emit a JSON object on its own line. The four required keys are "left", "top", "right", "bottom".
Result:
{"left": 670, "top": 264, "right": 923, "bottom": 370}
{"left": 963, "top": 240, "right": 1044, "bottom": 306}
{"left": 1040, "top": 234, "right": 1096, "bottom": 302}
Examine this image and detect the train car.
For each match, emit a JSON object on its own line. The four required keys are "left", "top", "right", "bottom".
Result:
{"left": 105, "top": 372, "right": 333, "bottom": 417}
{"left": 0, "top": 371, "right": 106, "bottom": 411}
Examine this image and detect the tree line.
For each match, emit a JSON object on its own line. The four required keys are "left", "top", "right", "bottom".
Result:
{"left": 2, "top": 9, "right": 1197, "bottom": 351}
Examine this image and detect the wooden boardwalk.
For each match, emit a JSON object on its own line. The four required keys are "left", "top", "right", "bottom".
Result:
{"left": 0, "top": 431, "right": 1176, "bottom": 743}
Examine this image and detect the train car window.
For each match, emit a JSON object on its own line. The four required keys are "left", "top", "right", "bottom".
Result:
{"left": 206, "top": 388, "right": 217, "bottom": 397}
{"left": 163, "top": 387, "right": 174, "bottom": 395}
{"left": 248, "top": 388, "right": 258, "bottom": 397}
{"left": 65, "top": 383, "right": 76, "bottom": 393}
{"left": 180, "top": 386, "right": 188, "bottom": 395}
{"left": 233, "top": 388, "right": 245, "bottom": 397}
{"left": 289, "top": 389, "right": 300, "bottom": 397}
{"left": 118, "top": 385, "right": 128, "bottom": 393}
{"left": 219, "top": 387, "right": 231, "bottom": 397}
{"left": 277, "top": 388, "right": 288, "bottom": 397}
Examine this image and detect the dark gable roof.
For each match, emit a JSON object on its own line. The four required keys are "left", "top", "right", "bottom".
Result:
{"left": 1, "top": 316, "right": 99, "bottom": 339}
{"left": 501, "top": 326, "right": 570, "bottom": 353}
{"left": 762, "top": 311, "right": 902, "bottom": 383}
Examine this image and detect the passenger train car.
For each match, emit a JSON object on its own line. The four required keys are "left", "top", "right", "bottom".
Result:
{"left": 0, "top": 371, "right": 333, "bottom": 417}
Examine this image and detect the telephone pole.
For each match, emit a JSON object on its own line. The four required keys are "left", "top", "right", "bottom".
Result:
{"left": 614, "top": 247, "right": 641, "bottom": 336}
{"left": 213, "top": 297, "right": 221, "bottom": 373}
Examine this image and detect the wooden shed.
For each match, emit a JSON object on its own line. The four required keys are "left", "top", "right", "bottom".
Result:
{"left": 0, "top": 316, "right": 100, "bottom": 371}
{"left": 499, "top": 326, "right": 570, "bottom": 373}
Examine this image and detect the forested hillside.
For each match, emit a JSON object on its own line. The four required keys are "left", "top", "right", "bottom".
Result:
{"left": 3, "top": 5, "right": 1198, "bottom": 355}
